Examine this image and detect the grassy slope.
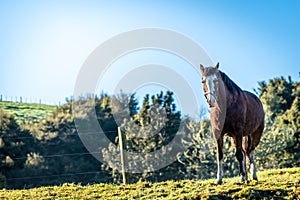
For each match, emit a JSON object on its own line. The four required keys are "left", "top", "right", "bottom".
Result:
{"left": 1, "top": 168, "right": 299, "bottom": 199}
{"left": 0, "top": 101, "right": 56, "bottom": 124}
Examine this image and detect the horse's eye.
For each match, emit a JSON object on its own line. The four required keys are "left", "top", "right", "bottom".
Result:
{"left": 202, "top": 79, "right": 206, "bottom": 84}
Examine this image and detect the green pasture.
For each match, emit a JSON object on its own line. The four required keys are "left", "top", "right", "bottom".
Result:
{"left": 1, "top": 168, "right": 299, "bottom": 199}
{"left": 0, "top": 101, "right": 56, "bottom": 124}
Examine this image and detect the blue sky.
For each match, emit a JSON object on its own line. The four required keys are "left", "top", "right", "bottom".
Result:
{"left": 0, "top": 1, "right": 299, "bottom": 108}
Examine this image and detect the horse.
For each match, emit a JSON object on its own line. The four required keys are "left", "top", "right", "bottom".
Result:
{"left": 200, "top": 63, "right": 264, "bottom": 184}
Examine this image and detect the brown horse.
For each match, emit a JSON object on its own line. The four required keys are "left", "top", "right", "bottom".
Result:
{"left": 200, "top": 63, "right": 264, "bottom": 184}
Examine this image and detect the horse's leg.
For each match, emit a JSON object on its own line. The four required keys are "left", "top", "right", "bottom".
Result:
{"left": 215, "top": 136, "right": 224, "bottom": 185}
{"left": 248, "top": 150, "right": 257, "bottom": 180}
{"left": 242, "top": 136, "right": 249, "bottom": 181}
{"left": 247, "top": 124, "right": 263, "bottom": 180}
{"left": 235, "top": 136, "right": 247, "bottom": 182}
{"left": 244, "top": 139, "right": 257, "bottom": 181}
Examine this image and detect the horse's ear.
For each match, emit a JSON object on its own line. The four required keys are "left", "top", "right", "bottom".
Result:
{"left": 215, "top": 62, "right": 219, "bottom": 69}
{"left": 200, "top": 64, "right": 205, "bottom": 74}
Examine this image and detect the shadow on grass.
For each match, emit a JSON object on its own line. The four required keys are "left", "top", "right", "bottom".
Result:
{"left": 206, "top": 188, "right": 288, "bottom": 200}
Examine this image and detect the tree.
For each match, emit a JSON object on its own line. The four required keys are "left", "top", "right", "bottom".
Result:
{"left": 0, "top": 108, "right": 35, "bottom": 188}
{"left": 101, "top": 91, "right": 183, "bottom": 183}
{"left": 20, "top": 101, "right": 106, "bottom": 188}
{"left": 258, "top": 76, "right": 294, "bottom": 120}
{"left": 255, "top": 76, "right": 300, "bottom": 169}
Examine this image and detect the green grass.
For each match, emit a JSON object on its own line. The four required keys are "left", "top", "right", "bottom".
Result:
{"left": 0, "top": 101, "right": 57, "bottom": 124}
{"left": 1, "top": 168, "right": 299, "bottom": 199}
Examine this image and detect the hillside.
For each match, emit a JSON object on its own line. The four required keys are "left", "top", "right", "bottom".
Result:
{"left": 1, "top": 168, "right": 299, "bottom": 199}
{"left": 0, "top": 101, "right": 56, "bottom": 124}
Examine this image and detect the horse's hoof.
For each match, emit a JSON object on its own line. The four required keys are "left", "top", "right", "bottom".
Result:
{"left": 215, "top": 179, "right": 222, "bottom": 185}
{"left": 241, "top": 176, "right": 248, "bottom": 183}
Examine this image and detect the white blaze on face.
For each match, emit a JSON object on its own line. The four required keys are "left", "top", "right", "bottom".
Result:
{"left": 206, "top": 74, "right": 218, "bottom": 105}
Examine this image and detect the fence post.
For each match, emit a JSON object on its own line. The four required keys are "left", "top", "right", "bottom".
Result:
{"left": 118, "top": 127, "right": 127, "bottom": 184}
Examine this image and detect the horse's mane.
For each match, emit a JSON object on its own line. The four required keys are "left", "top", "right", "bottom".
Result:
{"left": 219, "top": 71, "right": 242, "bottom": 94}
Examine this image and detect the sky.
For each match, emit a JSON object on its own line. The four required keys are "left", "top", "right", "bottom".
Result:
{"left": 0, "top": 1, "right": 299, "bottom": 113}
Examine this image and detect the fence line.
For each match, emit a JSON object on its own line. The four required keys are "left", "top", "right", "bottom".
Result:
{"left": 0, "top": 94, "right": 62, "bottom": 105}
{"left": 1, "top": 124, "right": 203, "bottom": 186}
{"left": 2, "top": 121, "right": 184, "bottom": 141}
{"left": 12, "top": 151, "right": 102, "bottom": 161}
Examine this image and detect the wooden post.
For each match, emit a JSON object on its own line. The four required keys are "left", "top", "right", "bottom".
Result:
{"left": 118, "top": 127, "right": 127, "bottom": 184}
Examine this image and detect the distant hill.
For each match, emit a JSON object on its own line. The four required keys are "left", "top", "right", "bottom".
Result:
{"left": 0, "top": 101, "right": 57, "bottom": 124}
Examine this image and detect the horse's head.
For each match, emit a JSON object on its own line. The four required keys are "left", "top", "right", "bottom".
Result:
{"left": 200, "top": 63, "right": 220, "bottom": 108}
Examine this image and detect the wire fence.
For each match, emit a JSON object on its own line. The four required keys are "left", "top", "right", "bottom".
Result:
{"left": 2, "top": 125, "right": 190, "bottom": 183}
{"left": 0, "top": 95, "right": 194, "bottom": 185}
{"left": 0, "top": 94, "right": 62, "bottom": 105}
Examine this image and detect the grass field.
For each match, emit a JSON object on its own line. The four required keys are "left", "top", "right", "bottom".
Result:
{"left": 0, "top": 101, "right": 57, "bottom": 124}
{"left": 0, "top": 168, "right": 299, "bottom": 199}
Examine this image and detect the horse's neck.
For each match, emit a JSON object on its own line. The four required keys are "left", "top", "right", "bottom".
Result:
{"left": 223, "top": 84, "right": 244, "bottom": 111}
{"left": 215, "top": 80, "right": 227, "bottom": 108}
{"left": 209, "top": 81, "right": 227, "bottom": 137}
